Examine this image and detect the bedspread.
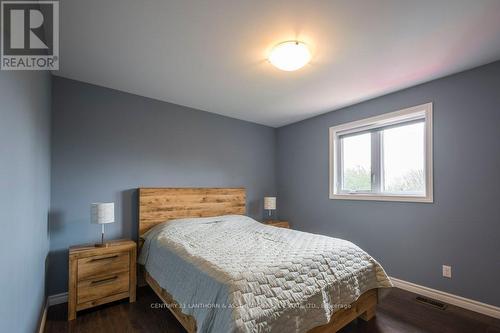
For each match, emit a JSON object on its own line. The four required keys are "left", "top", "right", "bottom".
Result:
{"left": 139, "top": 215, "right": 392, "bottom": 333}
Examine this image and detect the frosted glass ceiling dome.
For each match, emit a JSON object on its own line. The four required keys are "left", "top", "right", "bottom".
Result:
{"left": 268, "top": 41, "right": 311, "bottom": 71}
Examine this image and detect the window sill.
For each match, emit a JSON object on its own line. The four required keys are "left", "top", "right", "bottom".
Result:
{"left": 330, "top": 193, "right": 433, "bottom": 203}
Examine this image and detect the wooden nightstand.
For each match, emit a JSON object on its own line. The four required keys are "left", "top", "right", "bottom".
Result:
{"left": 264, "top": 220, "right": 290, "bottom": 228}
{"left": 68, "top": 239, "right": 136, "bottom": 320}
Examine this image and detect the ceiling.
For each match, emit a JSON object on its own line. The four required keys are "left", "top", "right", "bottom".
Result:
{"left": 55, "top": 0, "right": 500, "bottom": 127}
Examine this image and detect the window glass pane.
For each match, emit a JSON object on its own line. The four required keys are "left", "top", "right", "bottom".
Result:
{"left": 382, "top": 122, "right": 425, "bottom": 194}
{"left": 342, "top": 133, "right": 371, "bottom": 191}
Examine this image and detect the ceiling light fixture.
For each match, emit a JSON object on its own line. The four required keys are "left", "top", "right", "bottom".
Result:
{"left": 268, "top": 41, "right": 311, "bottom": 71}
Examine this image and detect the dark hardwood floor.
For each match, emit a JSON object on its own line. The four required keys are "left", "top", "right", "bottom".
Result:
{"left": 45, "top": 287, "right": 500, "bottom": 333}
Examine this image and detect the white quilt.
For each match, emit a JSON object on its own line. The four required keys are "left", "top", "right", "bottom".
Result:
{"left": 139, "top": 215, "right": 392, "bottom": 333}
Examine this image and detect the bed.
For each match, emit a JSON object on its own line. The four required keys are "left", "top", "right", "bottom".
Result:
{"left": 137, "top": 187, "right": 392, "bottom": 333}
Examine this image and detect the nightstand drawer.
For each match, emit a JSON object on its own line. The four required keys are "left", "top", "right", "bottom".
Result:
{"left": 77, "top": 271, "right": 129, "bottom": 304}
{"left": 77, "top": 252, "right": 129, "bottom": 280}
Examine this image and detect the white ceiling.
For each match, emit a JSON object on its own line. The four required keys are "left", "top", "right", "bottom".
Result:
{"left": 55, "top": 0, "right": 500, "bottom": 127}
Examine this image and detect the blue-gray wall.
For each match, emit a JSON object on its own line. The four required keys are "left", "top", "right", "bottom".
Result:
{"left": 276, "top": 61, "right": 500, "bottom": 306}
{"left": 48, "top": 77, "right": 277, "bottom": 294}
{"left": 0, "top": 72, "right": 51, "bottom": 332}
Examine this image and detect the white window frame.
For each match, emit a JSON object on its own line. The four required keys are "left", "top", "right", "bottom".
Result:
{"left": 329, "top": 102, "right": 433, "bottom": 203}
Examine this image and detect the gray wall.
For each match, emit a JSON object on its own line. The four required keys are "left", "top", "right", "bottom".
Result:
{"left": 0, "top": 72, "right": 51, "bottom": 332}
{"left": 276, "top": 61, "right": 500, "bottom": 306}
{"left": 48, "top": 77, "right": 276, "bottom": 294}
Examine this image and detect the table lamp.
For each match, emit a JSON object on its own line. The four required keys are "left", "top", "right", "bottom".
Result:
{"left": 91, "top": 202, "right": 115, "bottom": 247}
{"left": 264, "top": 197, "right": 276, "bottom": 219}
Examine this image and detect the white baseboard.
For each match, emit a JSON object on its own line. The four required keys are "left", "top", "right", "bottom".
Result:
{"left": 38, "top": 300, "right": 48, "bottom": 333}
{"left": 390, "top": 277, "right": 500, "bottom": 319}
{"left": 48, "top": 292, "right": 68, "bottom": 306}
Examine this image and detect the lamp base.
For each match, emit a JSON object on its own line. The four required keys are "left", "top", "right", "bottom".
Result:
{"left": 95, "top": 228, "right": 110, "bottom": 247}
{"left": 94, "top": 242, "right": 111, "bottom": 248}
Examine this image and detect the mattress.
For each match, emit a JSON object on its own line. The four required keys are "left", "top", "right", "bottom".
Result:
{"left": 139, "top": 215, "right": 392, "bottom": 333}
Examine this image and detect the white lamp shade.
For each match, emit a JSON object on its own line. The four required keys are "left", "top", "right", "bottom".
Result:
{"left": 91, "top": 203, "right": 115, "bottom": 224}
{"left": 264, "top": 197, "right": 276, "bottom": 210}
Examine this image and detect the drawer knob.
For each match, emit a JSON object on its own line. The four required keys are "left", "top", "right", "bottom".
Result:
{"left": 90, "top": 276, "right": 118, "bottom": 286}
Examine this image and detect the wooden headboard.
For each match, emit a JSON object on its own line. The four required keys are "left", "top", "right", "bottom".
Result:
{"left": 138, "top": 188, "right": 246, "bottom": 236}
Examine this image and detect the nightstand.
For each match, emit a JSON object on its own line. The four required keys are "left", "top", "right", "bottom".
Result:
{"left": 264, "top": 220, "right": 290, "bottom": 228}
{"left": 68, "top": 239, "right": 136, "bottom": 320}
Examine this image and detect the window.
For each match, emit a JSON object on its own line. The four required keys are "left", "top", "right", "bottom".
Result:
{"left": 330, "top": 103, "right": 433, "bottom": 202}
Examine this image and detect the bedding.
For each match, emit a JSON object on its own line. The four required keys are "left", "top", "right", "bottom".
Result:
{"left": 139, "top": 215, "right": 392, "bottom": 333}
